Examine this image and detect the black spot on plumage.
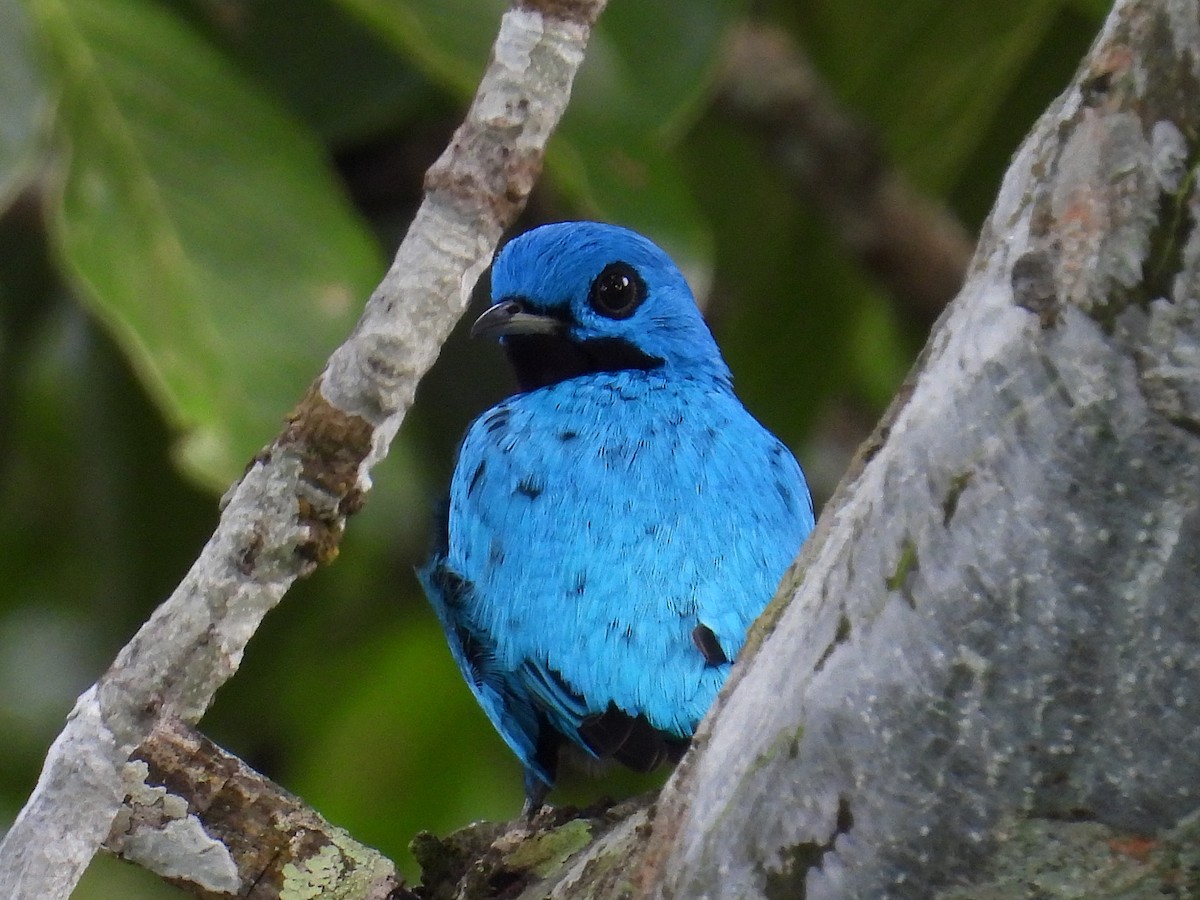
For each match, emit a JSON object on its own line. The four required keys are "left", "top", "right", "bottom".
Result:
{"left": 519, "top": 664, "right": 693, "bottom": 788}
{"left": 774, "top": 479, "right": 795, "bottom": 510}
{"left": 558, "top": 429, "right": 578, "bottom": 442}
{"left": 692, "top": 624, "right": 728, "bottom": 666}
{"left": 468, "top": 460, "right": 487, "bottom": 497}
{"left": 573, "top": 572, "right": 587, "bottom": 596}
{"left": 439, "top": 571, "right": 468, "bottom": 607}
{"left": 516, "top": 477, "right": 544, "bottom": 500}
{"left": 616, "top": 726, "right": 688, "bottom": 773}
{"left": 665, "top": 737, "right": 690, "bottom": 764}
{"left": 484, "top": 407, "right": 510, "bottom": 434}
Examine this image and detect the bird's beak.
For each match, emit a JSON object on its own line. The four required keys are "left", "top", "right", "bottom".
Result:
{"left": 470, "top": 299, "right": 565, "bottom": 340}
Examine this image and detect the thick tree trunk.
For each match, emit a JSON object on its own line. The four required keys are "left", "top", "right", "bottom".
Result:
{"left": 637, "top": 0, "right": 1200, "bottom": 896}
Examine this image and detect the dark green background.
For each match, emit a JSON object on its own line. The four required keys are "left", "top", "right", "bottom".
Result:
{"left": 0, "top": 0, "right": 1101, "bottom": 894}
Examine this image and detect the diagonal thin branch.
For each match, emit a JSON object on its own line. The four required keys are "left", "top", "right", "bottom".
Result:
{"left": 0, "top": 2, "right": 607, "bottom": 897}
{"left": 717, "top": 23, "right": 974, "bottom": 331}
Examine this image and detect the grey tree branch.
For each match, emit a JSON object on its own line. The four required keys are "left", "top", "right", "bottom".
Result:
{"left": 104, "top": 720, "right": 408, "bottom": 899}
{"left": 0, "top": 2, "right": 606, "bottom": 896}
{"left": 717, "top": 22, "right": 974, "bottom": 330}
{"left": 639, "top": 0, "right": 1200, "bottom": 896}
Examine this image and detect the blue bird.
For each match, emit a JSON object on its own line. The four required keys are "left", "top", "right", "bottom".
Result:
{"left": 420, "top": 222, "right": 814, "bottom": 812}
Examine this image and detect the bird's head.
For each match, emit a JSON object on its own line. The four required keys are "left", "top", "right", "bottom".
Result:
{"left": 474, "top": 222, "right": 731, "bottom": 392}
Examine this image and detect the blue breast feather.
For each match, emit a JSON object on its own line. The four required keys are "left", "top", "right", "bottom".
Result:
{"left": 419, "top": 221, "right": 814, "bottom": 807}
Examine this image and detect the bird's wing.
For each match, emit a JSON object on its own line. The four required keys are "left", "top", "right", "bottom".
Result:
{"left": 418, "top": 554, "right": 550, "bottom": 782}
{"left": 421, "top": 552, "right": 682, "bottom": 777}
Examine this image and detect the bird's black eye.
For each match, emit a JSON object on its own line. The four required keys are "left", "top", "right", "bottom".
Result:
{"left": 588, "top": 262, "right": 645, "bottom": 320}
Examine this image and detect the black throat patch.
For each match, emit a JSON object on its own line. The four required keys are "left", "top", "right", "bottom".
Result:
{"left": 504, "top": 334, "right": 664, "bottom": 391}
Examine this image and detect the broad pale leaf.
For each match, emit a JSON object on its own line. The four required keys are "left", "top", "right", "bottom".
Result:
{"left": 785, "top": 0, "right": 1078, "bottom": 192}
{"left": 33, "top": 0, "right": 383, "bottom": 486}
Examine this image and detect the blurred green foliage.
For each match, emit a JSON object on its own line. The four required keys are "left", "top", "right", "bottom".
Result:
{"left": 0, "top": 0, "right": 1102, "bottom": 895}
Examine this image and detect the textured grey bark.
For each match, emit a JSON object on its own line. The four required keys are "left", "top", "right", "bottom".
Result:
{"left": 105, "top": 720, "right": 405, "bottom": 898}
{"left": 0, "top": 2, "right": 606, "bottom": 897}
{"left": 637, "top": 0, "right": 1200, "bottom": 896}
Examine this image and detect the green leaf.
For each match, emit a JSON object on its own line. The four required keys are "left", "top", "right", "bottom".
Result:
{"left": 334, "top": 0, "right": 748, "bottom": 279}
{"left": 563, "top": 0, "right": 745, "bottom": 142}
{"left": 288, "top": 615, "right": 520, "bottom": 879}
{"left": 179, "top": 0, "right": 436, "bottom": 147}
{"left": 0, "top": 0, "right": 48, "bottom": 209}
{"left": 76, "top": 853, "right": 184, "bottom": 900}
{"left": 783, "top": 0, "right": 1073, "bottom": 192}
{"left": 1069, "top": 0, "right": 1114, "bottom": 20}
{"left": 683, "top": 116, "right": 872, "bottom": 446}
{"left": 32, "top": 0, "right": 383, "bottom": 487}
{"left": 334, "top": 0, "right": 503, "bottom": 97}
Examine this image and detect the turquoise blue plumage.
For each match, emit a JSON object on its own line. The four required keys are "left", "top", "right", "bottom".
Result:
{"left": 420, "top": 222, "right": 814, "bottom": 811}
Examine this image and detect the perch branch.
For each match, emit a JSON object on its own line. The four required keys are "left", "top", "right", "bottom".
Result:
{"left": 0, "top": 1, "right": 606, "bottom": 896}
{"left": 104, "top": 720, "right": 409, "bottom": 899}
